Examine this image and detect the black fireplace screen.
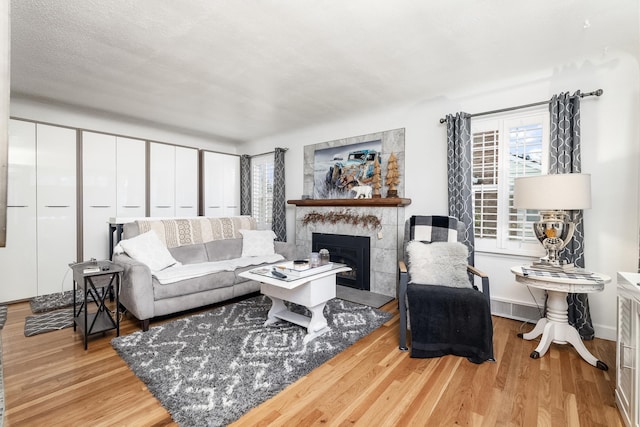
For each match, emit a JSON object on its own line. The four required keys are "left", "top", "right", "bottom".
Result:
{"left": 312, "top": 233, "right": 370, "bottom": 291}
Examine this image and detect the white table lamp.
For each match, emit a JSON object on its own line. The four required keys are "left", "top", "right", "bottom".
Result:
{"left": 513, "top": 173, "right": 591, "bottom": 268}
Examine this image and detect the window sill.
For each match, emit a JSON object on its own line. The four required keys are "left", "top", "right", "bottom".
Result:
{"left": 474, "top": 248, "right": 542, "bottom": 260}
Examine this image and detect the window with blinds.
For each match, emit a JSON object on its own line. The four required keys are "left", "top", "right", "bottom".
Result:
{"left": 251, "top": 154, "right": 274, "bottom": 230}
{"left": 471, "top": 109, "right": 549, "bottom": 255}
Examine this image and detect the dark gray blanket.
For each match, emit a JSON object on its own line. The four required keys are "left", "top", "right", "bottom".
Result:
{"left": 407, "top": 284, "right": 494, "bottom": 363}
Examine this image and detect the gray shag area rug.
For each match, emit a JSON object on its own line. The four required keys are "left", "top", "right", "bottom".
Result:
{"left": 112, "top": 295, "right": 392, "bottom": 427}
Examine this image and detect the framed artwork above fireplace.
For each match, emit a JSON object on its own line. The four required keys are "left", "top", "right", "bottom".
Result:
{"left": 303, "top": 128, "right": 405, "bottom": 200}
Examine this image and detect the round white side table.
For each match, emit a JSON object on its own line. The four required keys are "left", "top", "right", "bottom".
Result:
{"left": 511, "top": 266, "right": 611, "bottom": 370}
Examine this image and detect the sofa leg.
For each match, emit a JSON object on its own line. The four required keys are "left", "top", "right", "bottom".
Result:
{"left": 142, "top": 319, "right": 150, "bottom": 332}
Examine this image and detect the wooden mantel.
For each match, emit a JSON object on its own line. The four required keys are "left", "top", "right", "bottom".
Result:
{"left": 287, "top": 198, "right": 411, "bottom": 207}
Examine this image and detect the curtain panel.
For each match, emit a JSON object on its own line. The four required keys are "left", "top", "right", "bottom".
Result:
{"left": 549, "top": 91, "right": 594, "bottom": 340}
{"left": 445, "top": 112, "right": 475, "bottom": 266}
{"left": 239, "top": 154, "right": 251, "bottom": 216}
{"left": 272, "top": 148, "right": 287, "bottom": 242}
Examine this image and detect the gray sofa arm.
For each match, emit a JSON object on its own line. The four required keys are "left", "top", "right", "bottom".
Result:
{"left": 274, "top": 241, "right": 296, "bottom": 260}
{"left": 112, "top": 253, "right": 156, "bottom": 323}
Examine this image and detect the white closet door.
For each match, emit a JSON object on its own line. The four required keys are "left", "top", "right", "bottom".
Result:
{"left": 0, "top": 120, "right": 37, "bottom": 302}
{"left": 116, "top": 137, "right": 146, "bottom": 218}
{"left": 149, "top": 143, "right": 175, "bottom": 217}
{"left": 82, "top": 131, "right": 116, "bottom": 261}
{"left": 36, "top": 124, "right": 77, "bottom": 295}
{"left": 223, "top": 155, "right": 240, "bottom": 216}
{"left": 175, "top": 146, "right": 198, "bottom": 217}
{"left": 203, "top": 151, "right": 225, "bottom": 217}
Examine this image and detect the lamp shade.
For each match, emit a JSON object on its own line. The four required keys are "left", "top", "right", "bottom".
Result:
{"left": 513, "top": 173, "right": 591, "bottom": 210}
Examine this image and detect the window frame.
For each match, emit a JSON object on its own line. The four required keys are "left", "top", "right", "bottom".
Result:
{"left": 250, "top": 153, "right": 274, "bottom": 230}
{"left": 471, "top": 108, "right": 550, "bottom": 257}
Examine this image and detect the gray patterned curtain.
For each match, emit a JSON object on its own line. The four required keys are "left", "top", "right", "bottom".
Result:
{"left": 272, "top": 148, "right": 287, "bottom": 242}
{"left": 549, "top": 91, "right": 594, "bottom": 340}
{"left": 239, "top": 154, "right": 251, "bottom": 216}
{"left": 446, "top": 112, "right": 475, "bottom": 265}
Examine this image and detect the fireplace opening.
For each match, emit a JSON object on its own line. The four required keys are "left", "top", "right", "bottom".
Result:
{"left": 312, "top": 233, "right": 370, "bottom": 291}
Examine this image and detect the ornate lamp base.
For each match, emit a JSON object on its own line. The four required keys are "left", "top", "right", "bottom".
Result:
{"left": 532, "top": 210, "right": 575, "bottom": 268}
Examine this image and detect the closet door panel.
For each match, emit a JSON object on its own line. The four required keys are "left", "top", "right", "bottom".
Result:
{"left": 0, "top": 120, "right": 37, "bottom": 302}
{"left": 82, "top": 131, "right": 116, "bottom": 261}
{"left": 36, "top": 124, "right": 77, "bottom": 294}
{"left": 175, "top": 146, "right": 198, "bottom": 217}
{"left": 224, "top": 155, "right": 240, "bottom": 216}
{"left": 116, "top": 137, "right": 146, "bottom": 217}
{"left": 203, "top": 151, "right": 225, "bottom": 217}
{"left": 149, "top": 143, "right": 175, "bottom": 217}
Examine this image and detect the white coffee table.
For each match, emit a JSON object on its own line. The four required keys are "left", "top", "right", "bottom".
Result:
{"left": 240, "top": 262, "right": 351, "bottom": 343}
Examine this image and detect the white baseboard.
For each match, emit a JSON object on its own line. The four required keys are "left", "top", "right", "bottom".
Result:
{"left": 490, "top": 298, "right": 543, "bottom": 324}
{"left": 490, "top": 298, "right": 617, "bottom": 342}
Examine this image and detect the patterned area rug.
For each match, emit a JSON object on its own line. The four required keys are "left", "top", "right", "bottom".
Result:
{"left": 30, "top": 289, "right": 97, "bottom": 313}
{"left": 112, "top": 295, "right": 392, "bottom": 427}
{"left": 0, "top": 306, "right": 7, "bottom": 330}
{"left": 26, "top": 289, "right": 104, "bottom": 336}
{"left": 0, "top": 336, "right": 4, "bottom": 427}
{"left": 24, "top": 309, "right": 74, "bottom": 337}
{"left": 0, "top": 306, "right": 6, "bottom": 426}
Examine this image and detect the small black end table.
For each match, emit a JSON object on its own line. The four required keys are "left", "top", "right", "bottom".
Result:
{"left": 71, "top": 260, "right": 124, "bottom": 350}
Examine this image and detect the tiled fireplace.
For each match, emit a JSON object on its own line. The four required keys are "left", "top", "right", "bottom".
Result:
{"left": 292, "top": 203, "right": 406, "bottom": 297}
{"left": 294, "top": 127, "right": 408, "bottom": 298}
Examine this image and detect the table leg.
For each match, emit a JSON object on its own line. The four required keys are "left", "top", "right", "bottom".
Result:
{"left": 303, "top": 302, "right": 330, "bottom": 344}
{"left": 264, "top": 296, "right": 288, "bottom": 326}
{"left": 563, "top": 324, "right": 608, "bottom": 370}
{"left": 115, "top": 274, "right": 120, "bottom": 337}
{"left": 531, "top": 321, "right": 555, "bottom": 358}
{"left": 518, "top": 317, "right": 547, "bottom": 340}
{"left": 306, "top": 302, "right": 328, "bottom": 333}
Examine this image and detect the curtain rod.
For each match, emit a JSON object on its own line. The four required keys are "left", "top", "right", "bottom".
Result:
{"left": 247, "top": 147, "right": 289, "bottom": 158}
{"left": 438, "top": 89, "right": 604, "bottom": 124}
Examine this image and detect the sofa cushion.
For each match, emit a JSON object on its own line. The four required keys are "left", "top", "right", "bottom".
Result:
{"left": 205, "top": 238, "right": 243, "bottom": 262}
{"left": 153, "top": 270, "right": 237, "bottom": 300}
{"left": 239, "top": 229, "right": 277, "bottom": 257}
{"left": 118, "top": 230, "right": 179, "bottom": 272}
{"left": 169, "top": 243, "right": 208, "bottom": 265}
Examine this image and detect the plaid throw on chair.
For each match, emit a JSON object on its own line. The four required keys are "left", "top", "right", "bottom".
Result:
{"left": 409, "top": 215, "right": 458, "bottom": 243}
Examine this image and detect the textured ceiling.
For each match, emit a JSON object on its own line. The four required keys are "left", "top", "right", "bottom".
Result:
{"left": 9, "top": 0, "right": 639, "bottom": 143}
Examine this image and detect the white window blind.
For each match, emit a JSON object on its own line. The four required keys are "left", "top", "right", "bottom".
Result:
{"left": 471, "top": 109, "right": 549, "bottom": 255}
{"left": 251, "top": 154, "right": 274, "bottom": 230}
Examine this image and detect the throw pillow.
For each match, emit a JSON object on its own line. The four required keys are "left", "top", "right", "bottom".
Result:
{"left": 118, "top": 230, "right": 179, "bottom": 272}
{"left": 239, "top": 229, "right": 277, "bottom": 257}
{"left": 407, "top": 241, "right": 471, "bottom": 288}
{"left": 409, "top": 215, "right": 458, "bottom": 243}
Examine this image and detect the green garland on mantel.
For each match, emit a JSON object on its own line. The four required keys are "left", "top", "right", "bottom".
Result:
{"left": 302, "top": 210, "right": 381, "bottom": 229}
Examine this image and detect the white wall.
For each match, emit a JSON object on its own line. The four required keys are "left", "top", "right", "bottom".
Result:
{"left": 241, "top": 51, "right": 640, "bottom": 340}
{"left": 10, "top": 96, "right": 237, "bottom": 152}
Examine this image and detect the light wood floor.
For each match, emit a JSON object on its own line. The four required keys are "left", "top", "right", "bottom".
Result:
{"left": 1, "top": 296, "right": 623, "bottom": 426}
